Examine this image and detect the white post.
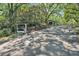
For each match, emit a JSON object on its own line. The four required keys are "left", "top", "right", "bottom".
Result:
{"left": 25, "top": 24, "right": 27, "bottom": 33}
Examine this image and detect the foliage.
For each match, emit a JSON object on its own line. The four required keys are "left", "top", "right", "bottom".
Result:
{"left": 0, "top": 3, "right": 79, "bottom": 37}
{"left": 9, "top": 34, "right": 17, "bottom": 39}
{"left": 64, "top": 3, "right": 79, "bottom": 26}
{"left": 0, "top": 28, "right": 11, "bottom": 37}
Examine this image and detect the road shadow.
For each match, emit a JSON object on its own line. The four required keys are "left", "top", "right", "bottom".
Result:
{"left": 23, "top": 26, "right": 79, "bottom": 56}
{"left": 23, "top": 38, "right": 79, "bottom": 56}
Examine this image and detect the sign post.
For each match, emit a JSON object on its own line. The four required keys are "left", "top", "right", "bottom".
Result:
{"left": 17, "top": 24, "right": 27, "bottom": 33}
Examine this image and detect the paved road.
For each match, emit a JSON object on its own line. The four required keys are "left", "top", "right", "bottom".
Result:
{"left": 24, "top": 26, "right": 79, "bottom": 56}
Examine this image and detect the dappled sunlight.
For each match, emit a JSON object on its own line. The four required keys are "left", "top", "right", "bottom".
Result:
{"left": 0, "top": 3, "right": 79, "bottom": 56}
{"left": 23, "top": 26, "right": 79, "bottom": 56}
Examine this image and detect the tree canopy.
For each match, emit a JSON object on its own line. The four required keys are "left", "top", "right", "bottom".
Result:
{"left": 0, "top": 3, "right": 79, "bottom": 37}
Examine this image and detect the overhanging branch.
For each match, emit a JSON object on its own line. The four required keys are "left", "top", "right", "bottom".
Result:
{"left": 45, "top": 4, "right": 59, "bottom": 22}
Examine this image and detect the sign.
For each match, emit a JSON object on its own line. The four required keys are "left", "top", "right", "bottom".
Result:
{"left": 17, "top": 24, "right": 27, "bottom": 33}
{"left": 48, "top": 20, "right": 53, "bottom": 25}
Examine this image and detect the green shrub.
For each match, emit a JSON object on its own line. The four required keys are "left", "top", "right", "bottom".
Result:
{"left": 0, "top": 28, "right": 11, "bottom": 37}
{"left": 9, "top": 34, "right": 17, "bottom": 39}
{"left": 0, "top": 30, "right": 3, "bottom": 37}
